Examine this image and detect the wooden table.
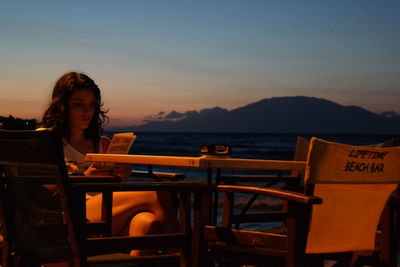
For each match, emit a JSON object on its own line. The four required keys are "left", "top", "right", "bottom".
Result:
{"left": 85, "top": 153, "right": 306, "bottom": 224}
{"left": 85, "top": 153, "right": 306, "bottom": 172}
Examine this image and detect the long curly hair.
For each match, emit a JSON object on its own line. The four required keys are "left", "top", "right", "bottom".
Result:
{"left": 42, "top": 72, "right": 109, "bottom": 142}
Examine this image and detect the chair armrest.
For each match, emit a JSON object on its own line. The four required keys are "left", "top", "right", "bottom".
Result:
{"left": 217, "top": 174, "right": 296, "bottom": 182}
{"left": 217, "top": 175, "right": 301, "bottom": 187}
{"left": 214, "top": 185, "right": 322, "bottom": 205}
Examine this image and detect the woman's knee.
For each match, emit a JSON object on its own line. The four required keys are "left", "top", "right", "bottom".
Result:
{"left": 129, "top": 211, "right": 161, "bottom": 235}
{"left": 133, "top": 211, "right": 158, "bottom": 224}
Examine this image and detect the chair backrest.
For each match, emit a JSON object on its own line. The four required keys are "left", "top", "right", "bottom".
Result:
{"left": 0, "top": 128, "right": 79, "bottom": 263}
{"left": 290, "top": 136, "right": 396, "bottom": 179}
{"left": 290, "top": 136, "right": 310, "bottom": 179}
{"left": 304, "top": 137, "right": 400, "bottom": 254}
{"left": 0, "top": 128, "right": 65, "bottom": 165}
{"left": 293, "top": 136, "right": 310, "bottom": 162}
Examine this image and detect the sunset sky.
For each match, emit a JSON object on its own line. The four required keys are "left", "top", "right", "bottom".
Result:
{"left": 1, "top": 1, "right": 399, "bottom": 127}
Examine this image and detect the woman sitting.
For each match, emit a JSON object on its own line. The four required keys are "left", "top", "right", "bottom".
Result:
{"left": 41, "top": 71, "right": 178, "bottom": 255}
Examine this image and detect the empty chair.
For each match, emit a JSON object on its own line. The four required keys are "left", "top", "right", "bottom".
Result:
{"left": 197, "top": 137, "right": 400, "bottom": 267}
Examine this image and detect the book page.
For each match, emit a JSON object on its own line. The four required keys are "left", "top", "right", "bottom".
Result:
{"left": 106, "top": 132, "right": 136, "bottom": 154}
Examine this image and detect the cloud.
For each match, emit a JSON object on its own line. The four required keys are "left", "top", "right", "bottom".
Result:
{"left": 144, "top": 111, "right": 166, "bottom": 122}
{"left": 165, "top": 111, "right": 185, "bottom": 119}
{"left": 143, "top": 106, "right": 228, "bottom": 123}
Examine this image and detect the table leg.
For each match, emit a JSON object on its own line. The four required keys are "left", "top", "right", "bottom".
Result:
{"left": 212, "top": 168, "right": 222, "bottom": 225}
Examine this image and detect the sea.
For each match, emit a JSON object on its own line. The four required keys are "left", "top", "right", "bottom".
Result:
{"left": 105, "top": 132, "right": 400, "bottom": 230}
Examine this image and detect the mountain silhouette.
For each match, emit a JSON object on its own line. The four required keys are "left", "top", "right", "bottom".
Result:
{"left": 130, "top": 96, "right": 400, "bottom": 134}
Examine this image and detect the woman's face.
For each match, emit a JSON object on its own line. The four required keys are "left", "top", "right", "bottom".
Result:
{"left": 68, "top": 89, "right": 96, "bottom": 131}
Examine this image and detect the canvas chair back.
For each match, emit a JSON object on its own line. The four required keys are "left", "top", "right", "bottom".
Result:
{"left": 0, "top": 128, "right": 79, "bottom": 263}
{"left": 290, "top": 136, "right": 396, "bottom": 179}
{"left": 290, "top": 136, "right": 310, "bottom": 179}
{"left": 304, "top": 137, "right": 400, "bottom": 254}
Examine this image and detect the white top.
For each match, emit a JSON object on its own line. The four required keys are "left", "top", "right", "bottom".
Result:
{"left": 63, "top": 136, "right": 108, "bottom": 174}
{"left": 63, "top": 136, "right": 110, "bottom": 200}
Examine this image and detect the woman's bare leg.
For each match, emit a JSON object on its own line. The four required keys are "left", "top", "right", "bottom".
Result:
{"left": 129, "top": 212, "right": 161, "bottom": 256}
{"left": 86, "top": 191, "right": 178, "bottom": 235}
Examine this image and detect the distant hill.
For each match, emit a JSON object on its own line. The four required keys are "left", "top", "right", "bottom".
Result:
{"left": 127, "top": 96, "right": 400, "bottom": 134}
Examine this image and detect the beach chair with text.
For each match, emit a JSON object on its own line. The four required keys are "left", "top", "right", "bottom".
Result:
{"left": 196, "top": 137, "right": 400, "bottom": 267}
{"left": 215, "top": 135, "right": 397, "bottom": 257}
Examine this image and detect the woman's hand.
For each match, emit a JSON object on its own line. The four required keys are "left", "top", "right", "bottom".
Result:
{"left": 84, "top": 163, "right": 131, "bottom": 179}
{"left": 84, "top": 163, "right": 113, "bottom": 176}
{"left": 66, "top": 162, "right": 81, "bottom": 175}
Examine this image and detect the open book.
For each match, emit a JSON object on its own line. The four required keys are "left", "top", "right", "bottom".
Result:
{"left": 84, "top": 132, "right": 136, "bottom": 175}
{"left": 106, "top": 132, "right": 137, "bottom": 154}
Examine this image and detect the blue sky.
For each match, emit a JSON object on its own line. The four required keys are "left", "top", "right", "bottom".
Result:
{"left": 1, "top": 0, "right": 399, "bottom": 126}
